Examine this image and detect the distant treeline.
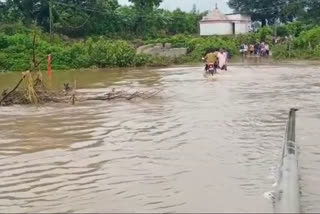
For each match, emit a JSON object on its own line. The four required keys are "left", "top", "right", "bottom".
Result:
{"left": 1, "top": 0, "right": 320, "bottom": 38}
{"left": 228, "top": 0, "right": 320, "bottom": 27}
{"left": 0, "top": 0, "right": 206, "bottom": 39}
{"left": 1, "top": 23, "right": 319, "bottom": 72}
{"left": 0, "top": 0, "right": 320, "bottom": 72}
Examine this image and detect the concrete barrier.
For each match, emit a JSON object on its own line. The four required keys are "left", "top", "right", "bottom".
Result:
{"left": 274, "top": 108, "right": 300, "bottom": 213}
{"left": 136, "top": 43, "right": 187, "bottom": 58}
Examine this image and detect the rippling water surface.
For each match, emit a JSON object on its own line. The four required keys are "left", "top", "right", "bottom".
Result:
{"left": 1, "top": 61, "right": 320, "bottom": 213}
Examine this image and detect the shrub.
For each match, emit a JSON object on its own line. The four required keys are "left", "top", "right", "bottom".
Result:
{"left": 88, "top": 39, "right": 136, "bottom": 67}
{"left": 276, "top": 25, "right": 289, "bottom": 37}
{"left": 258, "top": 26, "right": 273, "bottom": 42}
{"left": 1, "top": 24, "right": 320, "bottom": 71}
{"left": 134, "top": 54, "right": 152, "bottom": 66}
{"left": 295, "top": 27, "right": 320, "bottom": 48}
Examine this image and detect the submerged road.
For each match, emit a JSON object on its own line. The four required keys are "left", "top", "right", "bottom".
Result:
{"left": 0, "top": 61, "right": 320, "bottom": 212}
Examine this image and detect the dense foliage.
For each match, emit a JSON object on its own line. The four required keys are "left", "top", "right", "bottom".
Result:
{"left": 1, "top": 23, "right": 320, "bottom": 72}
{"left": 1, "top": 0, "right": 320, "bottom": 72}
{"left": 0, "top": 30, "right": 153, "bottom": 71}
{"left": 228, "top": 0, "right": 320, "bottom": 26}
{"left": 0, "top": 29, "right": 239, "bottom": 71}
{"left": 272, "top": 26, "right": 320, "bottom": 59}
{"left": 0, "top": 0, "right": 206, "bottom": 38}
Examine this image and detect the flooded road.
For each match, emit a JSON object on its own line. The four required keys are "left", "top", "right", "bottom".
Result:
{"left": 1, "top": 61, "right": 320, "bottom": 213}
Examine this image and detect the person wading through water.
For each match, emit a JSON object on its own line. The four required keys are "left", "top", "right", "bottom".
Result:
{"left": 249, "top": 44, "right": 254, "bottom": 55}
{"left": 218, "top": 48, "right": 228, "bottom": 71}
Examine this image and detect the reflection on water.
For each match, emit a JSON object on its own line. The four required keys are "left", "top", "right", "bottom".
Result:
{"left": 1, "top": 60, "right": 320, "bottom": 213}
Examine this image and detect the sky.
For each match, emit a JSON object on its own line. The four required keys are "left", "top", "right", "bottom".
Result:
{"left": 118, "top": 0, "right": 232, "bottom": 13}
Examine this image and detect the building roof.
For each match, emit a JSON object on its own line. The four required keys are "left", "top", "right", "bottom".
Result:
{"left": 201, "top": 8, "right": 229, "bottom": 21}
{"left": 200, "top": 4, "right": 251, "bottom": 23}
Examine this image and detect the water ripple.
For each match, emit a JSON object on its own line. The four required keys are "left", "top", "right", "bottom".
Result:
{"left": 1, "top": 63, "right": 320, "bottom": 212}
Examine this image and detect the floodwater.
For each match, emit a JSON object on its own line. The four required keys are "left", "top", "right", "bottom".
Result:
{"left": 1, "top": 59, "right": 320, "bottom": 213}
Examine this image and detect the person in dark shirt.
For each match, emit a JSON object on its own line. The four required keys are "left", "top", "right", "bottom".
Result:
{"left": 254, "top": 43, "right": 260, "bottom": 55}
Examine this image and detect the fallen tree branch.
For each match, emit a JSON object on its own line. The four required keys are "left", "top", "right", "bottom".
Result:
{"left": 0, "top": 31, "right": 51, "bottom": 106}
{"left": 85, "top": 88, "right": 163, "bottom": 102}
{"left": 0, "top": 74, "right": 26, "bottom": 105}
{"left": 1, "top": 70, "right": 163, "bottom": 106}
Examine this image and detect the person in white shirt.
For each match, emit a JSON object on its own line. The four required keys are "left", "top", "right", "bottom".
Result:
{"left": 265, "top": 43, "right": 270, "bottom": 56}
{"left": 217, "top": 48, "right": 228, "bottom": 71}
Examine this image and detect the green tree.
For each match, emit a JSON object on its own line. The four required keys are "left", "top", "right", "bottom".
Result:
{"left": 301, "top": 0, "right": 320, "bottom": 24}
{"left": 89, "top": 0, "right": 119, "bottom": 35}
{"left": 286, "top": 21, "right": 305, "bottom": 37}
{"left": 279, "top": 1, "right": 305, "bottom": 23}
{"left": 167, "top": 9, "right": 199, "bottom": 35}
{"left": 275, "top": 25, "right": 289, "bottom": 37}
{"left": 6, "top": 0, "right": 50, "bottom": 26}
{"left": 0, "top": 0, "right": 38, "bottom": 24}
{"left": 53, "top": 0, "right": 119, "bottom": 37}
{"left": 0, "top": 0, "right": 120, "bottom": 37}
{"left": 0, "top": 1, "right": 6, "bottom": 22}
{"left": 128, "top": 0, "right": 163, "bottom": 36}
{"left": 128, "top": 0, "right": 162, "bottom": 10}
{"left": 227, "top": 0, "right": 304, "bottom": 26}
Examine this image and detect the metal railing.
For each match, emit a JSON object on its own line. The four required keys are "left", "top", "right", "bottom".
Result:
{"left": 274, "top": 108, "right": 301, "bottom": 213}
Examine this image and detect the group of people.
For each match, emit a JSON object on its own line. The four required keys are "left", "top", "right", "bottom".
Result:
{"left": 203, "top": 48, "right": 228, "bottom": 75}
{"left": 240, "top": 42, "right": 270, "bottom": 57}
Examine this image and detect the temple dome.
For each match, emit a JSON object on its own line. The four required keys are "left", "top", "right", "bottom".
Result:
{"left": 201, "top": 8, "right": 228, "bottom": 21}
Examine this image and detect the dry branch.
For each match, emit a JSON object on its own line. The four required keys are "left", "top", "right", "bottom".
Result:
{"left": 0, "top": 32, "right": 49, "bottom": 106}
{"left": 85, "top": 88, "right": 163, "bottom": 102}
{"left": 0, "top": 74, "right": 26, "bottom": 105}
{"left": 0, "top": 84, "right": 163, "bottom": 106}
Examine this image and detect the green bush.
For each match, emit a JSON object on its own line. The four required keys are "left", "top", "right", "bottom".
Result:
{"left": 287, "top": 21, "right": 314, "bottom": 37}
{"left": 88, "top": 39, "right": 136, "bottom": 67}
{"left": 1, "top": 24, "right": 320, "bottom": 71}
{"left": 134, "top": 54, "right": 152, "bottom": 66}
{"left": 276, "top": 25, "right": 289, "bottom": 37}
{"left": 0, "top": 24, "right": 31, "bottom": 36}
{"left": 0, "top": 32, "right": 141, "bottom": 71}
{"left": 273, "top": 42, "right": 320, "bottom": 60}
{"left": 272, "top": 44, "right": 291, "bottom": 59}
{"left": 68, "top": 42, "right": 91, "bottom": 68}
{"left": 190, "top": 36, "right": 237, "bottom": 59}
{"left": 235, "top": 33, "right": 259, "bottom": 45}
{"left": 0, "top": 34, "right": 9, "bottom": 49}
{"left": 258, "top": 26, "right": 273, "bottom": 42}
{"left": 0, "top": 52, "right": 9, "bottom": 71}
{"left": 294, "top": 27, "right": 320, "bottom": 48}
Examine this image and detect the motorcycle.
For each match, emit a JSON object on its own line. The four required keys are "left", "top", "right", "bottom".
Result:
{"left": 205, "top": 63, "right": 217, "bottom": 76}
{"left": 202, "top": 57, "right": 217, "bottom": 76}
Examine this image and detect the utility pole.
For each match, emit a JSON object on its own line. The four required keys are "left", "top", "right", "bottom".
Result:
{"left": 274, "top": 6, "right": 280, "bottom": 45}
{"left": 49, "top": 0, "right": 53, "bottom": 40}
{"left": 275, "top": 6, "right": 280, "bottom": 37}
{"left": 274, "top": 19, "right": 277, "bottom": 38}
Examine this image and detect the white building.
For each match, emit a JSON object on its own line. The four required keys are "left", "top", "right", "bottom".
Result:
{"left": 200, "top": 5, "right": 252, "bottom": 36}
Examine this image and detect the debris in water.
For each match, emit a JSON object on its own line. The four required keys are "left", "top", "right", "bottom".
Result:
{"left": 264, "top": 191, "right": 275, "bottom": 201}
{"left": 0, "top": 77, "right": 163, "bottom": 106}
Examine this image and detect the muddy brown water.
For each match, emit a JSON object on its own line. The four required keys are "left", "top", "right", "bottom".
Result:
{"left": 1, "top": 59, "right": 320, "bottom": 213}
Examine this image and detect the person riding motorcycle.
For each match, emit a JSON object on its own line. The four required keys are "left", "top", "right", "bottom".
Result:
{"left": 203, "top": 49, "right": 219, "bottom": 74}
